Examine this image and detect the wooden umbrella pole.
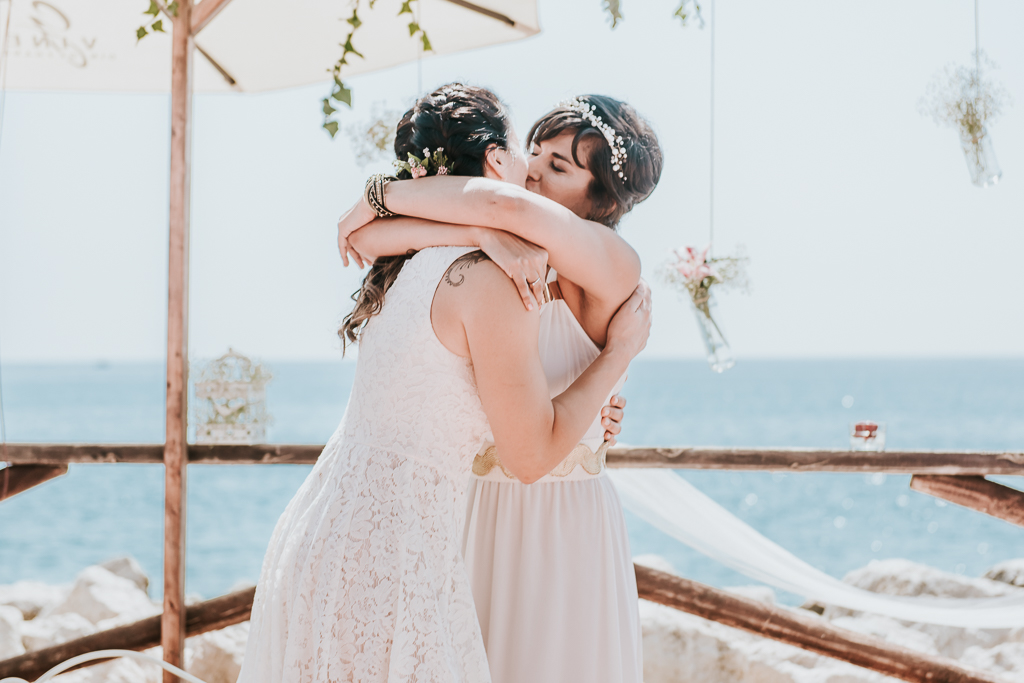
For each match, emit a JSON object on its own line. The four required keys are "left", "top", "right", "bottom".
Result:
{"left": 163, "top": 1, "right": 194, "bottom": 680}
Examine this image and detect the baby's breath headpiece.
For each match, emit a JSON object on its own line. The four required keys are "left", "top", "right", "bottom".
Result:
{"left": 393, "top": 147, "right": 450, "bottom": 179}
{"left": 559, "top": 97, "right": 629, "bottom": 181}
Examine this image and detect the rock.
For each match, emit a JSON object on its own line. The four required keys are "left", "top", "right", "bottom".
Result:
{"left": 985, "top": 559, "right": 1024, "bottom": 589}
{"left": 21, "top": 612, "right": 96, "bottom": 651}
{"left": 819, "top": 559, "right": 1024, "bottom": 659}
{"left": 43, "top": 566, "right": 159, "bottom": 625}
{"left": 0, "top": 581, "right": 68, "bottom": 620}
{"left": 99, "top": 557, "right": 150, "bottom": 594}
{"left": 639, "top": 600, "right": 895, "bottom": 683}
{"left": 186, "top": 622, "right": 250, "bottom": 683}
{"left": 960, "top": 642, "right": 1024, "bottom": 681}
{"left": 0, "top": 605, "right": 25, "bottom": 659}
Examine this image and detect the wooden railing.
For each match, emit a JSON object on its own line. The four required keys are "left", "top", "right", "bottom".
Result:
{"left": 4, "top": 442, "right": 1024, "bottom": 473}
{"left": 2, "top": 443, "right": 1022, "bottom": 683}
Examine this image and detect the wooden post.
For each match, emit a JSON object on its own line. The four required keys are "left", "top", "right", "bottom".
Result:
{"left": 911, "top": 475, "right": 1024, "bottom": 528}
{"left": 163, "top": 1, "right": 194, "bottom": 681}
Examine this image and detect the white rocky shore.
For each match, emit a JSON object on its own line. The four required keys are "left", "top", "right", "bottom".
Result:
{"left": 1, "top": 556, "right": 1022, "bottom": 682}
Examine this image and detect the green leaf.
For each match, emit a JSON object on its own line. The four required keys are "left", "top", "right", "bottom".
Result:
{"left": 167, "top": 1, "right": 179, "bottom": 17}
{"left": 332, "top": 82, "right": 353, "bottom": 107}
{"left": 342, "top": 35, "right": 363, "bottom": 59}
{"left": 144, "top": 1, "right": 160, "bottom": 17}
{"left": 398, "top": 0, "right": 413, "bottom": 15}
{"left": 322, "top": 98, "right": 337, "bottom": 116}
{"left": 323, "top": 120, "right": 339, "bottom": 138}
{"left": 151, "top": 19, "right": 165, "bottom": 32}
{"left": 420, "top": 32, "right": 432, "bottom": 52}
{"left": 407, "top": 21, "right": 420, "bottom": 37}
{"left": 603, "top": 0, "right": 623, "bottom": 28}
{"left": 347, "top": 9, "right": 362, "bottom": 29}
{"left": 136, "top": 25, "right": 148, "bottom": 40}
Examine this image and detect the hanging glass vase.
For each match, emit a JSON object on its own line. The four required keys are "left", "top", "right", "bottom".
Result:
{"left": 691, "top": 288, "right": 735, "bottom": 373}
{"left": 960, "top": 125, "right": 1002, "bottom": 188}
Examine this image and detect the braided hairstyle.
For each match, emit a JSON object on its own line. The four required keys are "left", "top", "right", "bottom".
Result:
{"left": 527, "top": 95, "right": 663, "bottom": 228}
{"left": 340, "top": 83, "right": 514, "bottom": 350}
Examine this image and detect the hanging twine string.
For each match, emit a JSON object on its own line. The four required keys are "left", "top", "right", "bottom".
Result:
{"left": 708, "top": 0, "right": 716, "bottom": 258}
{"left": 974, "top": 0, "right": 980, "bottom": 80}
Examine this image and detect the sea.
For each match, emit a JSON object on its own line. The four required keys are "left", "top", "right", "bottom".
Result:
{"left": 1, "top": 359, "right": 1022, "bottom": 603}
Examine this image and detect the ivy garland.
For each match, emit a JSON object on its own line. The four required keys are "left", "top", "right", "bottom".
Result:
{"left": 137, "top": 0, "right": 178, "bottom": 41}
{"left": 322, "top": 1, "right": 433, "bottom": 138}
{"left": 604, "top": 0, "right": 704, "bottom": 29}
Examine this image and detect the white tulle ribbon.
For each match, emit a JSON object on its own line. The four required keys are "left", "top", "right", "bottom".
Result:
{"left": 610, "top": 469, "right": 1024, "bottom": 628}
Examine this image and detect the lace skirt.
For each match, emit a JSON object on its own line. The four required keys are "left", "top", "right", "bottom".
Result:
{"left": 238, "top": 438, "right": 490, "bottom": 683}
{"left": 462, "top": 474, "right": 642, "bottom": 683}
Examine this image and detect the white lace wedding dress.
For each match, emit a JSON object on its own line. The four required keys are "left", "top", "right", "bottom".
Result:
{"left": 237, "top": 246, "right": 491, "bottom": 683}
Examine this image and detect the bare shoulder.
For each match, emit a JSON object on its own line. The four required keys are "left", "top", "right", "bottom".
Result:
{"left": 440, "top": 250, "right": 520, "bottom": 303}
{"left": 432, "top": 249, "right": 535, "bottom": 356}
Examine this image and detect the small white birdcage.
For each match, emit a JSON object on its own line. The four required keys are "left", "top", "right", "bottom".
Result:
{"left": 193, "top": 349, "right": 271, "bottom": 444}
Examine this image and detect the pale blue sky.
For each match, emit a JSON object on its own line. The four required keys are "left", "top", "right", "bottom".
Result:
{"left": 1, "top": 0, "right": 1022, "bottom": 363}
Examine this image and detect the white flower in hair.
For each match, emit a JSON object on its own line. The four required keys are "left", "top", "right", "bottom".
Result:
{"left": 559, "top": 97, "right": 629, "bottom": 181}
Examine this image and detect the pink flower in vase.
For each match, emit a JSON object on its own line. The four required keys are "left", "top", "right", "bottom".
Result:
{"left": 673, "top": 246, "right": 718, "bottom": 283}
{"left": 436, "top": 166, "right": 449, "bottom": 175}
{"left": 411, "top": 166, "right": 426, "bottom": 179}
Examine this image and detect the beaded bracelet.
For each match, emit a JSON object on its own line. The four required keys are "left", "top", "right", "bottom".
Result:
{"left": 364, "top": 173, "right": 397, "bottom": 218}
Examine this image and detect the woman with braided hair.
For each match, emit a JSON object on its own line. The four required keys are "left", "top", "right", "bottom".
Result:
{"left": 238, "top": 84, "right": 651, "bottom": 683}
{"left": 337, "top": 91, "right": 663, "bottom": 683}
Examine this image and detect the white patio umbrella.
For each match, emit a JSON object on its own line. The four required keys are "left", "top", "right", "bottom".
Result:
{"left": 0, "top": 1, "right": 538, "bottom": 677}
{"left": 3, "top": 0, "right": 539, "bottom": 92}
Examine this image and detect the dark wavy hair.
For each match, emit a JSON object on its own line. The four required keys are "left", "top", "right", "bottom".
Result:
{"left": 340, "top": 83, "right": 513, "bottom": 350}
{"left": 527, "top": 95, "right": 663, "bottom": 228}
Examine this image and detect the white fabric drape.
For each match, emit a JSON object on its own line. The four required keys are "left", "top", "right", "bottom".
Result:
{"left": 610, "top": 469, "right": 1024, "bottom": 628}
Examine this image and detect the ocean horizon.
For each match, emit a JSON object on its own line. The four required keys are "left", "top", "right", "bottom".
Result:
{"left": 1, "top": 358, "right": 1022, "bottom": 602}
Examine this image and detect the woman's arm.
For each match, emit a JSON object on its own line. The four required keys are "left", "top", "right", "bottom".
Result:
{"left": 347, "top": 217, "right": 551, "bottom": 310}
{"left": 435, "top": 257, "right": 650, "bottom": 483}
{"left": 339, "top": 176, "right": 640, "bottom": 307}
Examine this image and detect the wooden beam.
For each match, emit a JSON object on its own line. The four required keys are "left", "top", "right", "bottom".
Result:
{"left": 4, "top": 444, "right": 1024, "bottom": 475}
{"left": 164, "top": 0, "right": 194, "bottom": 680}
{"left": 440, "top": 0, "right": 517, "bottom": 27}
{"left": 634, "top": 564, "right": 1002, "bottom": 683}
{"left": 191, "top": 0, "right": 234, "bottom": 35}
{"left": 910, "top": 475, "right": 1024, "bottom": 528}
{"left": 607, "top": 446, "right": 1024, "bottom": 475}
{"left": 0, "top": 465, "right": 67, "bottom": 502}
{"left": 0, "top": 587, "right": 254, "bottom": 681}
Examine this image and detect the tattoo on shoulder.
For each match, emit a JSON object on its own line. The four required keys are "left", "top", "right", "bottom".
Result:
{"left": 443, "top": 250, "right": 490, "bottom": 288}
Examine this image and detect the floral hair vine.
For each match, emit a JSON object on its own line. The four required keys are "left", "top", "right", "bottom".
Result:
{"left": 559, "top": 97, "right": 629, "bottom": 181}
{"left": 394, "top": 147, "right": 450, "bottom": 179}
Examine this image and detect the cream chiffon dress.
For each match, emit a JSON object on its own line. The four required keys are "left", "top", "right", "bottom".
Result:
{"left": 237, "top": 247, "right": 492, "bottom": 683}
{"left": 462, "top": 273, "right": 642, "bottom": 683}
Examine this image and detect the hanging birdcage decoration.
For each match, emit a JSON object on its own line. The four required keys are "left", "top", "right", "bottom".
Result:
{"left": 193, "top": 349, "right": 271, "bottom": 444}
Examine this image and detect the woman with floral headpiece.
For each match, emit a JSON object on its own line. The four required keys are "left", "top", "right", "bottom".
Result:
{"left": 239, "top": 85, "right": 651, "bottom": 683}
{"left": 337, "top": 93, "right": 663, "bottom": 683}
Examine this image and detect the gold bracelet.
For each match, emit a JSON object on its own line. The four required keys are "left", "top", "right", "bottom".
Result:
{"left": 364, "top": 173, "right": 397, "bottom": 218}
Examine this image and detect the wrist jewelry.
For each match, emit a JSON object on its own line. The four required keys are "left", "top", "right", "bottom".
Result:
{"left": 364, "top": 173, "right": 397, "bottom": 218}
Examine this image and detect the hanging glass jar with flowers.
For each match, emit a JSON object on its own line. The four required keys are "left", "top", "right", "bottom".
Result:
{"left": 920, "top": 51, "right": 1010, "bottom": 188}
{"left": 663, "top": 246, "right": 748, "bottom": 373}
